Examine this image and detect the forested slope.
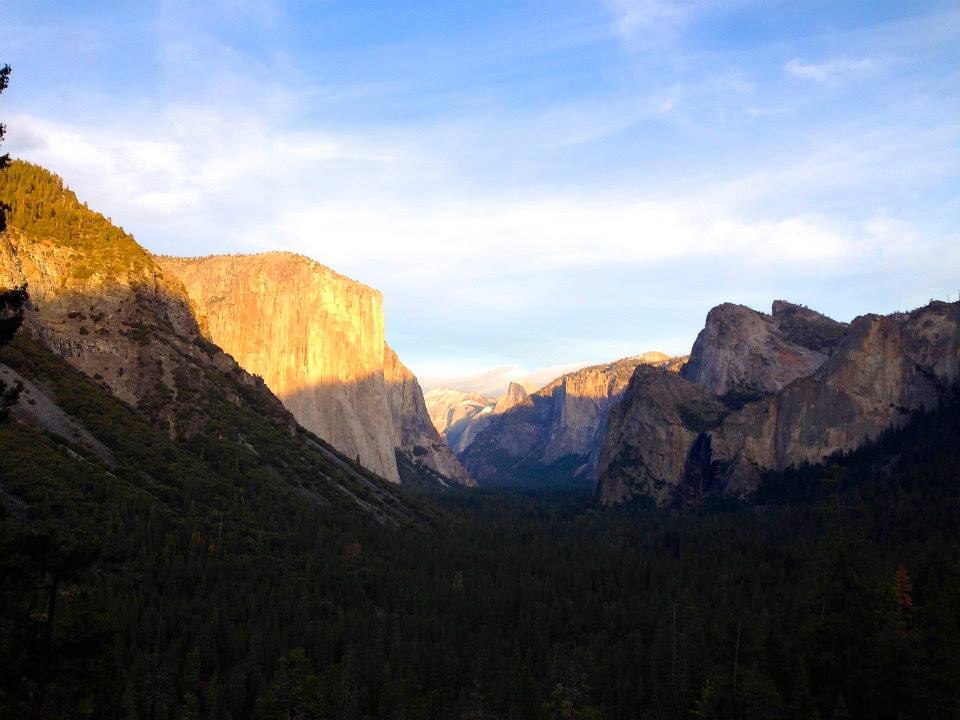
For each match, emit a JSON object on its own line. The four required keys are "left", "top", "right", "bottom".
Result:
{"left": 2, "top": 323, "right": 958, "bottom": 719}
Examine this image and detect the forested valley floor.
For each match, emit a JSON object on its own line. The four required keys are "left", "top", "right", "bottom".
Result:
{"left": 2, "top": 332, "right": 959, "bottom": 719}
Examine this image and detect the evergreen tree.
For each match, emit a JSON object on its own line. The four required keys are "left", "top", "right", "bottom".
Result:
{"left": 1, "top": 63, "right": 11, "bottom": 230}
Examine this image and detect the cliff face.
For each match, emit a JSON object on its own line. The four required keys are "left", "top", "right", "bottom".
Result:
{"left": 460, "top": 353, "right": 678, "bottom": 487}
{"left": 711, "top": 301, "right": 960, "bottom": 493}
{"left": 424, "top": 388, "right": 496, "bottom": 454}
{"left": 596, "top": 300, "right": 960, "bottom": 506}
{"left": 681, "top": 301, "right": 848, "bottom": 396}
{"left": 0, "top": 161, "right": 419, "bottom": 520}
{"left": 494, "top": 381, "right": 530, "bottom": 414}
{"left": 0, "top": 225, "right": 229, "bottom": 438}
{"left": 595, "top": 366, "right": 725, "bottom": 506}
{"left": 383, "top": 346, "right": 474, "bottom": 486}
{"left": 158, "top": 253, "right": 470, "bottom": 486}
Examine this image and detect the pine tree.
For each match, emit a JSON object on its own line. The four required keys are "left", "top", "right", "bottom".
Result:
{"left": 894, "top": 564, "right": 914, "bottom": 611}
{"left": 1, "top": 63, "right": 11, "bottom": 231}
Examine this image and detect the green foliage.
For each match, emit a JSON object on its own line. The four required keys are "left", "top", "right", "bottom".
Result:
{"left": 1, "top": 334, "right": 958, "bottom": 719}
{"left": 0, "top": 284, "right": 27, "bottom": 345}
{"left": 718, "top": 385, "right": 767, "bottom": 411}
{"left": 0, "top": 63, "right": 11, "bottom": 229}
{"left": 678, "top": 399, "right": 726, "bottom": 433}
{"left": 257, "top": 648, "right": 333, "bottom": 720}
{"left": 0, "top": 160, "right": 153, "bottom": 275}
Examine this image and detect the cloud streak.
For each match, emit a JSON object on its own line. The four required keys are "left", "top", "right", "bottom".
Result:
{"left": 784, "top": 58, "right": 875, "bottom": 83}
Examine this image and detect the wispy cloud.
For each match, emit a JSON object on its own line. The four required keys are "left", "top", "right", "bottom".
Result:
{"left": 784, "top": 57, "right": 876, "bottom": 83}
{"left": 604, "top": 0, "right": 695, "bottom": 46}
{"left": 3, "top": 0, "right": 958, "bottom": 378}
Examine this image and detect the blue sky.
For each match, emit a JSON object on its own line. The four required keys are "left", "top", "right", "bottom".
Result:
{"left": 3, "top": 0, "right": 959, "bottom": 392}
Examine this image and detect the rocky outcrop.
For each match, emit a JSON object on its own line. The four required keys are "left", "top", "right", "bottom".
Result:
{"left": 711, "top": 301, "right": 960, "bottom": 493}
{"left": 681, "top": 301, "right": 847, "bottom": 396}
{"left": 158, "top": 252, "right": 470, "bottom": 486}
{"left": 0, "top": 225, "right": 240, "bottom": 440}
{"left": 494, "top": 381, "right": 530, "bottom": 414}
{"left": 596, "top": 300, "right": 960, "bottom": 505}
{"left": 595, "top": 366, "right": 726, "bottom": 506}
{"left": 425, "top": 388, "right": 496, "bottom": 453}
{"left": 460, "top": 353, "right": 680, "bottom": 487}
{"left": 425, "top": 388, "right": 494, "bottom": 434}
{"left": 383, "top": 346, "right": 474, "bottom": 486}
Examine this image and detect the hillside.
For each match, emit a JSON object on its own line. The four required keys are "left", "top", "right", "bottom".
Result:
{"left": 3, "top": 325, "right": 959, "bottom": 718}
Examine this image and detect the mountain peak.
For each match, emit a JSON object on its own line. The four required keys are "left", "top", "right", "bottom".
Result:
{"left": 494, "top": 381, "right": 530, "bottom": 414}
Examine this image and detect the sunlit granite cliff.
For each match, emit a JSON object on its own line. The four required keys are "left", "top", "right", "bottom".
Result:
{"left": 0, "top": 160, "right": 420, "bottom": 519}
{"left": 158, "top": 252, "right": 471, "bottom": 485}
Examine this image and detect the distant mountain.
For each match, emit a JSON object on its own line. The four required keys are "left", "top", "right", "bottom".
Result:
{"left": 596, "top": 299, "right": 960, "bottom": 505}
{"left": 420, "top": 362, "right": 591, "bottom": 398}
{"left": 424, "top": 387, "right": 496, "bottom": 453}
{"left": 459, "top": 352, "right": 683, "bottom": 487}
{"left": 424, "top": 387, "right": 495, "bottom": 434}
{"left": 158, "top": 252, "right": 472, "bottom": 486}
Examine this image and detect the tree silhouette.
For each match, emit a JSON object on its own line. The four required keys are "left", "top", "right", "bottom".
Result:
{"left": 894, "top": 564, "right": 914, "bottom": 611}
{"left": 1, "top": 63, "right": 11, "bottom": 231}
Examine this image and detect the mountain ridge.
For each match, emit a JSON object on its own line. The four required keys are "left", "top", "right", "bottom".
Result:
{"left": 596, "top": 298, "right": 960, "bottom": 505}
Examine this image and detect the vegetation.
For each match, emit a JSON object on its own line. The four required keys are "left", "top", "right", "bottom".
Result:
{"left": 0, "top": 160, "right": 153, "bottom": 276}
{"left": 1, "top": 328, "right": 958, "bottom": 719}
{"left": 0, "top": 284, "right": 26, "bottom": 418}
{"left": 0, "top": 63, "right": 11, "bottom": 230}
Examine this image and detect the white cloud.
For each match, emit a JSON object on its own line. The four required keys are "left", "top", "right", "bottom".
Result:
{"left": 420, "top": 362, "right": 597, "bottom": 396}
{"left": 8, "top": 104, "right": 934, "bottom": 289}
{"left": 604, "top": 0, "right": 694, "bottom": 44}
{"left": 784, "top": 58, "right": 875, "bottom": 83}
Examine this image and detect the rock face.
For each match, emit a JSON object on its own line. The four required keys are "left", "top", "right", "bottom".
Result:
{"left": 596, "top": 300, "right": 960, "bottom": 506}
{"left": 595, "top": 366, "right": 726, "bottom": 506}
{"left": 383, "top": 346, "right": 475, "bottom": 486}
{"left": 494, "top": 381, "right": 530, "bottom": 414}
{"left": 424, "top": 387, "right": 497, "bottom": 453}
{"left": 460, "top": 353, "right": 680, "bottom": 487}
{"left": 0, "top": 162, "right": 422, "bottom": 516}
{"left": 681, "top": 301, "right": 847, "bottom": 396}
{"left": 0, "top": 224, "right": 227, "bottom": 439}
{"left": 711, "top": 302, "right": 960, "bottom": 493}
{"left": 158, "top": 253, "right": 470, "bottom": 485}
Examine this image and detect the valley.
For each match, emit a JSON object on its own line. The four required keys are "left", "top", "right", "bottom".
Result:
{"left": 2, "top": 161, "right": 959, "bottom": 719}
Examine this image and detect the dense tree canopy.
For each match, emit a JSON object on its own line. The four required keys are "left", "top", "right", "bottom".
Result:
{"left": 1, "top": 331, "right": 958, "bottom": 719}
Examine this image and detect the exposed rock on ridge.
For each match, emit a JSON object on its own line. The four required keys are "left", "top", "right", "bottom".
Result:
{"left": 460, "top": 353, "right": 680, "bottom": 486}
{"left": 494, "top": 381, "right": 530, "bottom": 414}
{"left": 383, "top": 346, "right": 474, "bottom": 486}
{"left": 596, "top": 300, "right": 960, "bottom": 506}
{"left": 425, "top": 388, "right": 496, "bottom": 454}
{"left": 158, "top": 252, "right": 470, "bottom": 485}
{"left": 681, "top": 301, "right": 847, "bottom": 396}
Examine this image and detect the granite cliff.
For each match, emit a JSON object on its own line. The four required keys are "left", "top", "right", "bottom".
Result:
{"left": 0, "top": 161, "right": 418, "bottom": 519}
{"left": 424, "top": 387, "right": 496, "bottom": 453}
{"left": 460, "top": 352, "right": 680, "bottom": 487}
{"left": 681, "top": 300, "right": 848, "bottom": 396}
{"left": 157, "top": 253, "right": 471, "bottom": 485}
{"left": 596, "top": 300, "right": 960, "bottom": 506}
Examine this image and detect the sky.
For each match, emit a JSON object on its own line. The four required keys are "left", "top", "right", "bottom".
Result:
{"left": 3, "top": 0, "right": 959, "bottom": 393}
